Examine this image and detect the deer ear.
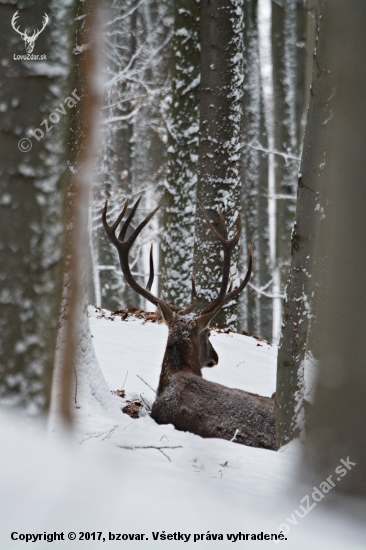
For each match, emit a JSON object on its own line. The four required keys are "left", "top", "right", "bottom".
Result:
{"left": 157, "top": 303, "right": 174, "bottom": 327}
{"left": 196, "top": 312, "right": 214, "bottom": 331}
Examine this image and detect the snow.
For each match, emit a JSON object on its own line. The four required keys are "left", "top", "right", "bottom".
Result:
{"left": 1, "top": 308, "right": 365, "bottom": 549}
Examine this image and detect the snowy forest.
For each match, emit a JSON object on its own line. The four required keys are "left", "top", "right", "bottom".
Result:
{"left": 1, "top": 0, "right": 366, "bottom": 548}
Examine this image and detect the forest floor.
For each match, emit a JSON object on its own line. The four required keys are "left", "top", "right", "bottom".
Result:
{"left": 1, "top": 308, "right": 365, "bottom": 549}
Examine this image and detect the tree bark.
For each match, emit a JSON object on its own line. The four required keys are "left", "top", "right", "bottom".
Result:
{"left": 51, "top": 0, "right": 104, "bottom": 427}
{"left": 193, "top": 0, "right": 244, "bottom": 328}
{"left": 160, "top": 0, "right": 200, "bottom": 309}
{"left": 275, "top": 0, "right": 334, "bottom": 447}
{"left": 0, "top": 0, "right": 76, "bottom": 414}
{"left": 239, "top": 0, "right": 272, "bottom": 340}
{"left": 303, "top": 0, "right": 366, "bottom": 496}
{"left": 271, "top": 0, "right": 307, "bottom": 289}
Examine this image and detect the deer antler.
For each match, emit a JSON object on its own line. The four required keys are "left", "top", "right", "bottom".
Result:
{"left": 196, "top": 205, "right": 252, "bottom": 325}
{"left": 102, "top": 199, "right": 250, "bottom": 324}
{"left": 11, "top": 11, "right": 26, "bottom": 39}
{"left": 31, "top": 13, "right": 49, "bottom": 40}
{"left": 102, "top": 198, "right": 197, "bottom": 315}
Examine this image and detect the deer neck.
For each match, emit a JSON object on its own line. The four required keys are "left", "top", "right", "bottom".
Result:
{"left": 157, "top": 319, "right": 201, "bottom": 394}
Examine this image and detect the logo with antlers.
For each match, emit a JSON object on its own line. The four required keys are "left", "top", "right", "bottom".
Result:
{"left": 11, "top": 11, "right": 49, "bottom": 54}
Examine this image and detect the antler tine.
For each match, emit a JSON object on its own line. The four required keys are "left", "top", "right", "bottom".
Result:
{"left": 198, "top": 245, "right": 252, "bottom": 327}
{"left": 191, "top": 273, "right": 197, "bottom": 302}
{"left": 228, "top": 279, "right": 234, "bottom": 293}
{"left": 103, "top": 198, "right": 161, "bottom": 252}
{"left": 200, "top": 208, "right": 243, "bottom": 315}
{"left": 181, "top": 299, "right": 197, "bottom": 315}
{"left": 179, "top": 273, "right": 197, "bottom": 315}
{"left": 102, "top": 199, "right": 128, "bottom": 243}
{"left": 202, "top": 205, "right": 226, "bottom": 244}
{"left": 202, "top": 205, "right": 242, "bottom": 248}
{"left": 118, "top": 196, "right": 141, "bottom": 242}
{"left": 218, "top": 208, "right": 228, "bottom": 240}
{"left": 11, "top": 11, "right": 25, "bottom": 37}
{"left": 231, "top": 213, "right": 242, "bottom": 248}
{"left": 146, "top": 244, "right": 154, "bottom": 291}
{"left": 33, "top": 13, "right": 49, "bottom": 38}
{"left": 223, "top": 244, "right": 253, "bottom": 303}
{"left": 125, "top": 201, "right": 161, "bottom": 249}
{"left": 103, "top": 200, "right": 181, "bottom": 314}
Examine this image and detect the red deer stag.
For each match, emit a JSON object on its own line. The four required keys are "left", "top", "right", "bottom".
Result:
{"left": 102, "top": 198, "right": 276, "bottom": 450}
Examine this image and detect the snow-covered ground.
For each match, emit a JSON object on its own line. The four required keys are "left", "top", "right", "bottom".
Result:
{"left": 1, "top": 308, "right": 365, "bottom": 549}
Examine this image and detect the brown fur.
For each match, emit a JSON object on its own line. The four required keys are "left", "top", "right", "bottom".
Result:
{"left": 151, "top": 313, "right": 276, "bottom": 451}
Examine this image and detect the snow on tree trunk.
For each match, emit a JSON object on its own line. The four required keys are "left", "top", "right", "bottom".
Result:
{"left": 0, "top": 0, "right": 77, "bottom": 414}
{"left": 238, "top": 0, "right": 272, "bottom": 341}
{"left": 275, "top": 1, "right": 332, "bottom": 447}
{"left": 50, "top": 293, "right": 121, "bottom": 432}
{"left": 193, "top": 0, "right": 244, "bottom": 328}
{"left": 303, "top": 0, "right": 366, "bottom": 496}
{"left": 160, "top": 0, "right": 200, "bottom": 308}
{"left": 72, "top": 303, "right": 121, "bottom": 422}
{"left": 50, "top": 0, "right": 116, "bottom": 428}
{"left": 271, "top": 0, "right": 306, "bottom": 313}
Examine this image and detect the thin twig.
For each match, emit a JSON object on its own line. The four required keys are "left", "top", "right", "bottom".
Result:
{"left": 157, "top": 449, "right": 171, "bottom": 461}
{"left": 136, "top": 374, "right": 156, "bottom": 394}
{"left": 248, "top": 282, "right": 284, "bottom": 300}
{"left": 102, "top": 425, "right": 118, "bottom": 440}
{"left": 122, "top": 370, "right": 128, "bottom": 390}
{"left": 122, "top": 422, "right": 134, "bottom": 430}
{"left": 230, "top": 429, "right": 240, "bottom": 442}
{"left": 119, "top": 445, "right": 182, "bottom": 450}
{"left": 140, "top": 393, "right": 151, "bottom": 412}
{"left": 80, "top": 424, "right": 119, "bottom": 443}
{"left": 118, "top": 445, "right": 182, "bottom": 462}
{"left": 242, "top": 140, "right": 301, "bottom": 161}
{"left": 73, "top": 362, "right": 78, "bottom": 405}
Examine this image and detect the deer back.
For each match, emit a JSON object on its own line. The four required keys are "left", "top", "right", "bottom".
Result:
{"left": 152, "top": 372, "right": 276, "bottom": 450}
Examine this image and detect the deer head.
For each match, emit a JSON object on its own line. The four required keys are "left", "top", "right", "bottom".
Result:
{"left": 11, "top": 11, "right": 49, "bottom": 54}
{"left": 102, "top": 198, "right": 252, "bottom": 393}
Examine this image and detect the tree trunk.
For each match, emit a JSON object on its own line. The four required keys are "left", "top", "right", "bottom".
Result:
{"left": 271, "top": 0, "right": 306, "bottom": 303}
{"left": 303, "top": 0, "right": 366, "bottom": 496}
{"left": 193, "top": 0, "right": 244, "bottom": 328}
{"left": 160, "top": 0, "right": 200, "bottom": 309}
{"left": 50, "top": 0, "right": 105, "bottom": 427}
{"left": 239, "top": 0, "right": 272, "bottom": 340}
{"left": 0, "top": 0, "right": 76, "bottom": 414}
{"left": 275, "top": 0, "right": 334, "bottom": 447}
